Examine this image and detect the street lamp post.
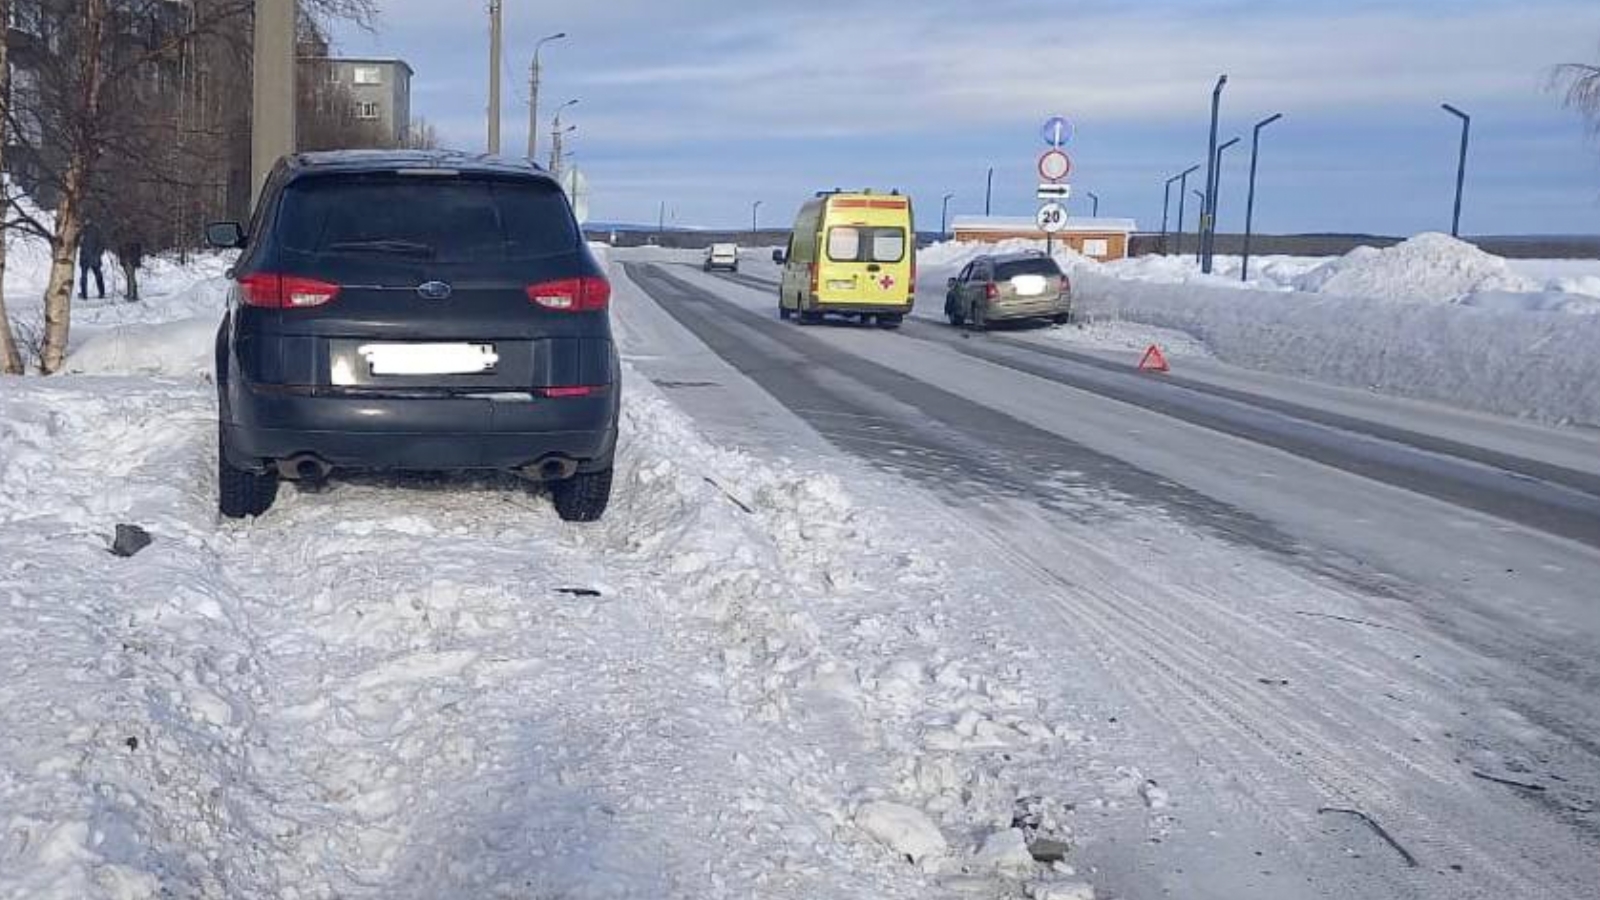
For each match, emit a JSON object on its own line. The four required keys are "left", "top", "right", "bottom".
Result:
{"left": 985, "top": 167, "right": 994, "bottom": 216}
{"left": 1086, "top": 192, "right": 1100, "bottom": 217}
{"left": 1172, "top": 165, "right": 1201, "bottom": 257}
{"left": 1200, "top": 74, "right": 1228, "bottom": 273}
{"left": 1209, "top": 136, "right": 1241, "bottom": 265}
{"left": 941, "top": 193, "right": 955, "bottom": 239}
{"left": 551, "top": 124, "right": 576, "bottom": 177}
{"left": 1442, "top": 103, "right": 1471, "bottom": 238}
{"left": 1192, "top": 189, "right": 1205, "bottom": 265}
{"left": 1241, "top": 113, "right": 1284, "bottom": 282}
{"left": 751, "top": 200, "right": 762, "bottom": 244}
{"left": 549, "top": 99, "right": 578, "bottom": 171}
{"left": 528, "top": 32, "right": 567, "bottom": 160}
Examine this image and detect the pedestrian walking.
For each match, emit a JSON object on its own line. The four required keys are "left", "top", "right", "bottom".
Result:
{"left": 116, "top": 237, "right": 144, "bottom": 302}
{"left": 78, "top": 221, "right": 106, "bottom": 300}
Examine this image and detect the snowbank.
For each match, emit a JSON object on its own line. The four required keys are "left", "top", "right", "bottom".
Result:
{"left": 1072, "top": 270, "right": 1600, "bottom": 426}
{"left": 1292, "top": 233, "right": 1538, "bottom": 302}
{"left": 64, "top": 316, "right": 217, "bottom": 377}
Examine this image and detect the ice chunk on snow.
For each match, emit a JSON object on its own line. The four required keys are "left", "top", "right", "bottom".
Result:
{"left": 971, "top": 828, "right": 1036, "bottom": 876}
{"left": 856, "top": 801, "right": 948, "bottom": 865}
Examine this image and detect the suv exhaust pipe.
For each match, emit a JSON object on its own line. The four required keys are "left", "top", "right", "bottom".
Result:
{"left": 521, "top": 456, "right": 579, "bottom": 482}
{"left": 278, "top": 454, "right": 332, "bottom": 482}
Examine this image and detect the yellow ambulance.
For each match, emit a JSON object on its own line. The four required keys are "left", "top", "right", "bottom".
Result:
{"left": 774, "top": 190, "right": 915, "bottom": 328}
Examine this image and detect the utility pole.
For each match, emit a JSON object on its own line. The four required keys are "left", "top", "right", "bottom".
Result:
{"left": 251, "top": 0, "right": 296, "bottom": 205}
{"left": 751, "top": 200, "right": 762, "bottom": 244}
{"left": 1241, "top": 113, "right": 1284, "bottom": 282}
{"left": 941, "top": 192, "right": 955, "bottom": 238}
{"left": 1200, "top": 74, "right": 1228, "bottom": 273}
{"left": 1442, "top": 104, "right": 1471, "bottom": 237}
{"left": 528, "top": 32, "right": 567, "bottom": 159}
{"left": 487, "top": 0, "right": 503, "bottom": 153}
{"left": 1086, "top": 192, "right": 1100, "bottom": 217}
{"left": 984, "top": 167, "right": 994, "bottom": 216}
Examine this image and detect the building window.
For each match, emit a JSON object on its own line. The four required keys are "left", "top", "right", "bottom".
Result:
{"left": 354, "top": 101, "right": 381, "bottom": 120}
{"left": 352, "top": 66, "right": 382, "bottom": 86}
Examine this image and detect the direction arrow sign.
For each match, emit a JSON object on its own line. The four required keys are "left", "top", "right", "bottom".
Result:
{"left": 1037, "top": 183, "right": 1072, "bottom": 199}
{"left": 1041, "top": 116, "right": 1073, "bottom": 148}
{"left": 1038, "top": 149, "right": 1072, "bottom": 182}
{"left": 1037, "top": 202, "right": 1067, "bottom": 234}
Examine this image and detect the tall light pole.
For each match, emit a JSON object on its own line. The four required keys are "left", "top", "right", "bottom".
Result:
{"left": 1192, "top": 189, "right": 1206, "bottom": 265}
{"left": 1241, "top": 113, "right": 1284, "bottom": 282}
{"left": 751, "top": 200, "right": 762, "bottom": 243}
{"left": 1442, "top": 103, "right": 1471, "bottom": 237}
{"left": 1172, "top": 164, "right": 1200, "bottom": 257}
{"left": 251, "top": 0, "right": 296, "bottom": 204}
{"left": 941, "top": 192, "right": 955, "bottom": 238}
{"left": 984, "top": 167, "right": 994, "bottom": 216}
{"left": 1208, "top": 136, "right": 1240, "bottom": 266}
{"left": 549, "top": 99, "right": 577, "bottom": 171}
{"left": 551, "top": 125, "right": 576, "bottom": 177}
{"left": 528, "top": 32, "right": 567, "bottom": 159}
{"left": 1200, "top": 74, "right": 1228, "bottom": 273}
{"left": 487, "top": 0, "right": 503, "bottom": 153}
{"left": 1086, "top": 191, "right": 1100, "bottom": 217}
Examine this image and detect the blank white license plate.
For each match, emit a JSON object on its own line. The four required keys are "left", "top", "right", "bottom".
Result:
{"left": 359, "top": 343, "right": 499, "bottom": 376}
{"left": 1011, "top": 275, "right": 1048, "bottom": 297}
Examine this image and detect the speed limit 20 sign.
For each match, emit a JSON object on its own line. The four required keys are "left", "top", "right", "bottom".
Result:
{"left": 1036, "top": 202, "right": 1067, "bottom": 234}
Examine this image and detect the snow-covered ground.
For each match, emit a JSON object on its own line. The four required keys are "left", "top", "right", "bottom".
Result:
{"left": 2, "top": 250, "right": 1108, "bottom": 898}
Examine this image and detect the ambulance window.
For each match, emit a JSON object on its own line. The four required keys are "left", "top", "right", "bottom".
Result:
{"left": 870, "top": 230, "right": 905, "bottom": 263}
{"left": 827, "top": 226, "right": 905, "bottom": 263}
{"left": 827, "top": 227, "right": 861, "bottom": 261}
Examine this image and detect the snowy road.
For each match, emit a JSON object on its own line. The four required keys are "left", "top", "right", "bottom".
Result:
{"left": 620, "top": 252, "right": 1600, "bottom": 900}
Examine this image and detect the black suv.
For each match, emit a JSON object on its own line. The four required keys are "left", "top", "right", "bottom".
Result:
{"left": 208, "top": 151, "right": 619, "bottom": 522}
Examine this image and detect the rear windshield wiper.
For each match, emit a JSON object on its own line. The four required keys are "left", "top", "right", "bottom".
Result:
{"left": 324, "top": 239, "right": 437, "bottom": 258}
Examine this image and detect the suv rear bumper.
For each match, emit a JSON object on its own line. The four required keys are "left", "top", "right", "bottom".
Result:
{"left": 222, "top": 381, "right": 618, "bottom": 473}
{"left": 986, "top": 296, "right": 1071, "bottom": 321}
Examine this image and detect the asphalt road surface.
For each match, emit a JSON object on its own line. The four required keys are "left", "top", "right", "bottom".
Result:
{"left": 618, "top": 254, "right": 1600, "bottom": 900}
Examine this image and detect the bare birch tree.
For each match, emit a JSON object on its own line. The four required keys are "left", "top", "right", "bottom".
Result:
{"left": 0, "top": 0, "right": 22, "bottom": 374}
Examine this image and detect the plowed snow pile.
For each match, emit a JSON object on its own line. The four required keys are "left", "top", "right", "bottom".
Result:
{"left": 1293, "top": 233, "right": 1536, "bottom": 302}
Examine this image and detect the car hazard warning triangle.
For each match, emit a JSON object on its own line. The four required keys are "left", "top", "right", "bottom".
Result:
{"left": 1137, "top": 344, "right": 1170, "bottom": 373}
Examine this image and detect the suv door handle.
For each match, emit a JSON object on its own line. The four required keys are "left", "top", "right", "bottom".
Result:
{"left": 867, "top": 264, "right": 881, "bottom": 272}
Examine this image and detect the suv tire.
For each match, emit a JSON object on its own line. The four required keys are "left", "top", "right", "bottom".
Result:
{"left": 218, "top": 428, "right": 278, "bottom": 519}
{"left": 551, "top": 468, "right": 613, "bottom": 522}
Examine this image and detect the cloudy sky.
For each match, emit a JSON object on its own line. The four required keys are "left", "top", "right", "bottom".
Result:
{"left": 331, "top": 0, "right": 1600, "bottom": 235}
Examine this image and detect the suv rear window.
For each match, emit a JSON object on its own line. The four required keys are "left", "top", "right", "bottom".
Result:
{"left": 827, "top": 227, "right": 906, "bottom": 263}
{"left": 277, "top": 174, "right": 579, "bottom": 261}
{"left": 994, "top": 258, "right": 1063, "bottom": 279}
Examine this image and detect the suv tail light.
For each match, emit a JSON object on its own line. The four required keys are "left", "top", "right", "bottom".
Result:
{"left": 985, "top": 282, "right": 999, "bottom": 300}
{"left": 527, "top": 276, "right": 610, "bottom": 312}
{"left": 1061, "top": 275, "right": 1072, "bottom": 295}
{"left": 808, "top": 262, "right": 819, "bottom": 294}
{"left": 909, "top": 255, "right": 917, "bottom": 295}
{"left": 239, "top": 273, "right": 340, "bottom": 309}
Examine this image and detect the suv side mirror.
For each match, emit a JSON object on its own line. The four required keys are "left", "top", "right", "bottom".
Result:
{"left": 205, "top": 222, "right": 246, "bottom": 250}
{"left": 772, "top": 249, "right": 786, "bottom": 264}
{"left": 946, "top": 277, "right": 958, "bottom": 289}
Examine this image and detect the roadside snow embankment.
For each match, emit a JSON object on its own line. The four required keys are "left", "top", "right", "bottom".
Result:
{"left": 918, "top": 236, "right": 1600, "bottom": 425}
{"left": 1073, "top": 269, "right": 1600, "bottom": 425}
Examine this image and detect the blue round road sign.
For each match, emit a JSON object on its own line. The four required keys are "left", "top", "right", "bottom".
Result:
{"left": 1041, "top": 116, "right": 1073, "bottom": 147}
